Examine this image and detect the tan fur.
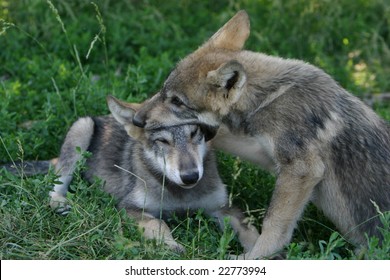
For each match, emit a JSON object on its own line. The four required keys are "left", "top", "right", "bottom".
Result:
{"left": 196, "top": 10, "right": 250, "bottom": 54}
{"left": 133, "top": 11, "right": 390, "bottom": 259}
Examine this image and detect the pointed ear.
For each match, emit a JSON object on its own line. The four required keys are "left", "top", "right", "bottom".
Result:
{"left": 107, "top": 95, "right": 137, "bottom": 124}
{"left": 106, "top": 96, "right": 144, "bottom": 139}
{"left": 201, "top": 10, "right": 250, "bottom": 52}
{"left": 206, "top": 60, "right": 246, "bottom": 103}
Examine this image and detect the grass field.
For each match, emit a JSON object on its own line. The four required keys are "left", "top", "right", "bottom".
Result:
{"left": 0, "top": 0, "right": 389, "bottom": 260}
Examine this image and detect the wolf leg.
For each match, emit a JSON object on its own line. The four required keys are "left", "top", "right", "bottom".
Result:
{"left": 210, "top": 206, "right": 260, "bottom": 253}
{"left": 127, "top": 210, "right": 185, "bottom": 253}
{"left": 49, "top": 174, "right": 73, "bottom": 215}
{"left": 246, "top": 158, "right": 325, "bottom": 259}
{"left": 49, "top": 117, "right": 94, "bottom": 215}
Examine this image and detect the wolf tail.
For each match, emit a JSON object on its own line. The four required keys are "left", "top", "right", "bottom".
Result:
{"left": 0, "top": 158, "right": 58, "bottom": 176}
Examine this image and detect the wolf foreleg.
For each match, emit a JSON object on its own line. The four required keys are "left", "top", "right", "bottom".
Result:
{"left": 127, "top": 210, "right": 185, "bottom": 253}
{"left": 246, "top": 158, "right": 325, "bottom": 259}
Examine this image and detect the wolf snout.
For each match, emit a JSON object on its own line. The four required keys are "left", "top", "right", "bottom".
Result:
{"left": 180, "top": 171, "right": 200, "bottom": 186}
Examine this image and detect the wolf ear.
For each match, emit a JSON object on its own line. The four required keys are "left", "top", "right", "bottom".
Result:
{"left": 200, "top": 10, "right": 250, "bottom": 52}
{"left": 106, "top": 96, "right": 144, "bottom": 139}
{"left": 206, "top": 60, "right": 246, "bottom": 104}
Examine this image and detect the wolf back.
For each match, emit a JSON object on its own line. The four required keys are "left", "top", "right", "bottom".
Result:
{"left": 131, "top": 11, "right": 390, "bottom": 259}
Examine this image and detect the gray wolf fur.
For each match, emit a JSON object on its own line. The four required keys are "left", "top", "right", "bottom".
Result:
{"left": 132, "top": 11, "right": 390, "bottom": 259}
{"left": 1, "top": 158, "right": 58, "bottom": 176}
{"left": 49, "top": 96, "right": 259, "bottom": 253}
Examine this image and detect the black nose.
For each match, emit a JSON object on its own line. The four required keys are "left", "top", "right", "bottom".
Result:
{"left": 180, "top": 171, "right": 199, "bottom": 185}
{"left": 132, "top": 113, "right": 145, "bottom": 128}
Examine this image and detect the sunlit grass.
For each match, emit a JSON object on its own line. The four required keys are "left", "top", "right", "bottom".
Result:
{"left": 0, "top": 0, "right": 389, "bottom": 260}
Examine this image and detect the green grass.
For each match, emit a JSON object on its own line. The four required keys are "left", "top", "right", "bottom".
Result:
{"left": 1, "top": 0, "right": 389, "bottom": 260}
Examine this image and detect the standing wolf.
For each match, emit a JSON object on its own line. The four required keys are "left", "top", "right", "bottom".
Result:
{"left": 48, "top": 96, "right": 259, "bottom": 253}
{"left": 132, "top": 11, "right": 390, "bottom": 259}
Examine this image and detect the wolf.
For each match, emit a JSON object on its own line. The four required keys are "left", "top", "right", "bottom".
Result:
{"left": 47, "top": 95, "right": 259, "bottom": 253}
{"left": 131, "top": 11, "right": 390, "bottom": 259}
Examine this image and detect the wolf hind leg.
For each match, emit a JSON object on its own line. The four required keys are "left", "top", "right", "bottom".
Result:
{"left": 49, "top": 117, "right": 95, "bottom": 215}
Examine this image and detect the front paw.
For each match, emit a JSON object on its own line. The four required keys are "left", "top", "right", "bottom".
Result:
{"left": 49, "top": 191, "right": 71, "bottom": 215}
{"left": 165, "top": 240, "right": 185, "bottom": 254}
{"left": 228, "top": 253, "right": 248, "bottom": 260}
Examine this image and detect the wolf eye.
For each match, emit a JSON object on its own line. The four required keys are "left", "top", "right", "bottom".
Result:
{"left": 171, "top": 96, "right": 184, "bottom": 107}
{"left": 155, "top": 138, "right": 170, "bottom": 145}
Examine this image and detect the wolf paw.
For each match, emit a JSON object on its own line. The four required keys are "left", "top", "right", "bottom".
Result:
{"left": 49, "top": 191, "right": 71, "bottom": 215}
{"left": 228, "top": 252, "right": 285, "bottom": 260}
{"left": 228, "top": 253, "right": 247, "bottom": 260}
{"left": 165, "top": 240, "right": 185, "bottom": 254}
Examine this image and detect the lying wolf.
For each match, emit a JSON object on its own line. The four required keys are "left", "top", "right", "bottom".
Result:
{"left": 131, "top": 11, "right": 390, "bottom": 259}
{"left": 46, "top": 96, "right": 259, "bottom": 253}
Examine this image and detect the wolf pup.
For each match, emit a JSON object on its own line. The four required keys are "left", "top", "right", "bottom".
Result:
{"left": 131, "top": 11, "right": 390, "bottom": 259}
{"left": 48, "top": 96, "right": 259, "bottom": 253}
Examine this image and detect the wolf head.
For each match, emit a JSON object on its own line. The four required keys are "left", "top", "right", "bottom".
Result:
{"left": 107, "top": 96, "right": 213, "bottom": 188}
{"left": 132, "top": 10, "right": 250, "bottom": 129}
